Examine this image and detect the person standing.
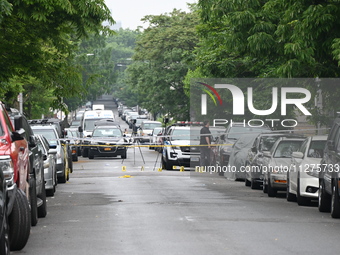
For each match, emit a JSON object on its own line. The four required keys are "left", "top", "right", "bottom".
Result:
{"left": 200, "top": 120, "right": 212, "bottom": 169}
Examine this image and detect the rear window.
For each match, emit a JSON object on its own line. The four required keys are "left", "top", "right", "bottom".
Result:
{"left": 32, "top": 129, "right": 59, "bottom": 145}
{"left": 273, "top": 141, "right": 303, "bottom": 158}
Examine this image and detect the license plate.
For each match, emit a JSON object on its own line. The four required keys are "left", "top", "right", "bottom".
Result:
{"left": 104, "top": 148, "right": 111, "bottom": 151}
{"left": 191, "top": 157, "right": 199, "bottom": 162}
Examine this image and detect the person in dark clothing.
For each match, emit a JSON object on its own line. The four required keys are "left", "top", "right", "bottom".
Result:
{"left": 200, "top": 120, "right": 212, "bottom": 168}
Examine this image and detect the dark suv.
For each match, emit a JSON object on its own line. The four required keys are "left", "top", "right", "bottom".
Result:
{"left": 9, "top": 110, "right": 47, "bottom": 226}
{"left": 319, "top": 116, "right": 340, "bottom": 218}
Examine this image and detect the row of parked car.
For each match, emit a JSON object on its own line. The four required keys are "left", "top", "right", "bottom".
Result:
{"left": 209, "top": 120, "right": 340, "bottom": 219}
{"left": 0, "top": 102, "right": 76, "bottom": 253}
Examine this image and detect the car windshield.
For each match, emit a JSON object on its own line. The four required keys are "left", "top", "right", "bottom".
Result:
{"left": 307, "top": 140, "right": 327, "bottom": 158}
{"left": 143, "top": 123, "right": 161, "bottom": 130}
{"left": 273, "top": 141, "right": 303, "bottom": 158}
{"left": 227, "top": 126, "right": 269, "bottom": 140}
{"left": 171, "top": 129, "right": 200, "bottom": 141}
{"left": 33, "top": 129, "right": 59, "bottom": 145}
{"left": 92, "top": 128, "right": 122, "bottom": 137}
{"left": 152, "top": 127, "right": 163, "bottom": 135}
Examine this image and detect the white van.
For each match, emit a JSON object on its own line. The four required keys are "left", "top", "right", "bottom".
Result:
{"left": 81, "top": 110, "right": 115, "bottom": 137}
{"left": 92, "top": 104, "right": 105, "bottom": 110}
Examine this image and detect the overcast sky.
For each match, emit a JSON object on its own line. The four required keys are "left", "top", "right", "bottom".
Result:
{"left": 104, "top": 0, "right": 197, "bottom": 29}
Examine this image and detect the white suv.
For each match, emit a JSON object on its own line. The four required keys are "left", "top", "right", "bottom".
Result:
{"left": 162, "top": 125, "right": 201, "bottom": 170}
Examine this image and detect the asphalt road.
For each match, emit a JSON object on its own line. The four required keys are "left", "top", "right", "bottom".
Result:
{"left": 12, "top": 96, "right": 340, "bottom": 255}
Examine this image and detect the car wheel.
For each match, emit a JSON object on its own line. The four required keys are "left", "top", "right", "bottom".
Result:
{"left": 250, "top": 178, "right": 260, "bottom": 190}
{"left": 286, "top": 174, "right": 296, "bottom": 202}
{"left": 69, "top": 156, "right": 73, "bottom": 173}
{"left": 318, "top": 179, "right": 331, "bottom": 212}
{"left": 297, "top": 177, "right": 309, "bottom": 206}
{"left": 82, "top": 148, "right": 88, "bottom": 157}
{"left": 9, "top": 189, "right": 31, "bottom": 251}
{"left": 267, "top": 178, "right": 277, "bottom": 197}
{"left": 0, "top": 204, "right": 10, "bottom": 255}
{"left": 29, "top": 178, "right": 38, "bottom": 226}
{"left": 245, "top": 178, "right": 251, "bottom": 187}
{"left": 162, "top": 155, "right": 173, "bottom": 170}
{"left": 88, "top": 150, "right": 94, "bottom": 159}
{"left": 58, "top": 170, "right": 67, "bottom": 184}
{"left": 38, "top": 181, "right": 47, "bottom": 218}
{"left": 331, "top": 181, "right": 340, "bottom": 218}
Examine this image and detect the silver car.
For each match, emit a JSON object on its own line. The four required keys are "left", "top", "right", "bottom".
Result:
{"left": 35, "top": 134, "right": 58, "bottom": 196}
{"left": 262, "top": 137, "right": 305, "bottom": 197}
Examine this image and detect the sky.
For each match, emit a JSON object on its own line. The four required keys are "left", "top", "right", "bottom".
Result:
{"left": 104, "top": 0, "right": 197, "bottom": 29}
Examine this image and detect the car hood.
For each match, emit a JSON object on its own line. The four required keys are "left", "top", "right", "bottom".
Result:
{"left": 91, "top": 137, "right": 126, "bottom": 143}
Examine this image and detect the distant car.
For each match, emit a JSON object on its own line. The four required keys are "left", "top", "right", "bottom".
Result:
{"left": 137, "top": 121, "right": 162, "bottom": 143}
{"left": 35, "top": 134, "right": 58, "bottom": 197}
{"left": 70, "top": 120, "right": 81, "bottom": 128}
{"left": 31, "top": 125, "right": 70, "bottom": 183}
{"left": 244, "top": 133, "right": 297, "bottom": 189}
{"left": 0, "top": 166, "right": 10, "bottom": 254}
{"left": 287, "top": 135, "right": 327, "bottom": 205}
{"left": 150, "top": 127, "right": 163, "bottom": 150}
{"left": 216, "top": 123, "right": 271, "bottom": 167}
{"left": 65, "top": 128, "right": 82, "bottom": 161}
{"left": 262, "top": 137, "right": 305, "bottom": 197}
{"left": 88, "top": 125, "right": 130, "bottom": 159}
{"left": 226, "top": 133, "right": 261, "bottom": 181}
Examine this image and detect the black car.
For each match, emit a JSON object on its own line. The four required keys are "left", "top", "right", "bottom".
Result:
{"left": 319, "top": 115, "right": 340, "bottom": 218}
{"left": 9, "top": 110, "right": 47, "bottom": 227}
{"left": 0, "top": 167, "right": 10, "bottom": 254}
{"left": 88, "top": 125, "right": 129, "bottom": 159}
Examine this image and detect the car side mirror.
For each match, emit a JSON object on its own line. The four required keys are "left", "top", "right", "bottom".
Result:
{"left": 11, "top": 129, "right": 25, "bottom": 141}
{"left": 220, "top": 134, "right": 225, "bottom": 141}
{"left": 328, "top": 140, "right": 335, "bottom": 151}
{"left": 263, "top": 151, "right": 271, "bottom": 157}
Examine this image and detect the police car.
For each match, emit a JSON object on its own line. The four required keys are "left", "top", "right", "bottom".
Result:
{"left": 161, "top": 122, "right": 202, "bottom": 170}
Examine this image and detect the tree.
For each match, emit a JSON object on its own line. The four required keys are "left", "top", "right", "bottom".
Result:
{"left": 124, "top": 8, "right": 199, "bottom": 120}
{"left": 0, "top": 0, "right": 115, "bottom": 115}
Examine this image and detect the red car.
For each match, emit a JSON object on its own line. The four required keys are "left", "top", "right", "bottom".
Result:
{"left": 0, "top": 102, "right": 30, "bottom": 251}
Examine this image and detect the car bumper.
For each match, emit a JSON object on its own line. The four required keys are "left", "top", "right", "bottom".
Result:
{"left": 89, "top": 146, "right": 126, "bottom": 157}
{"left": 299, "top": 175, "right": 319, "bottom": 198}
{"left": 270, "top": 173, "right": 287, "bottom": 189}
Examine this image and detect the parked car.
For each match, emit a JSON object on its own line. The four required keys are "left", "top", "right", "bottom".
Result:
{"left": 262, "top": 137, "right": 305, "bottom": 197}
{"left": 65, "top": 128, "right": 81, "bottom": 161}
{"left": 131, "top": 116, "right": 148, "bottom": 136}
{"left": 137, "top": 121, "right": 162, "bottom": 143}
{"left": 30, "top": 125, "right": 70, "bottom": 183}
{"left": 9, "top": 110, "right": 47, "bottom": 227}
{"left": 244, "top": 133, "right": 295, "bottom": 189}
{"left": 216, "top": 122, "right": 271, "bottom": 167}
{"left": 226, "top": 133, "right": 262, "bottom": 181}
{"left": 0, "top": 165, "right": 10, "bottom": 254}
{"left": 88, "top": 125, "right": 129, "bottom": 159}
{"left": 35, "top": 134, "right": 58, "bottom": 197}
{"left": 0, "top": 102, "right": 30, "bottom": 251}
{"left": 319, "top": 116, "right": 340, "bottom": 218}
{"left": 287, "top": 135, "right": 327, "bottom": 205}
